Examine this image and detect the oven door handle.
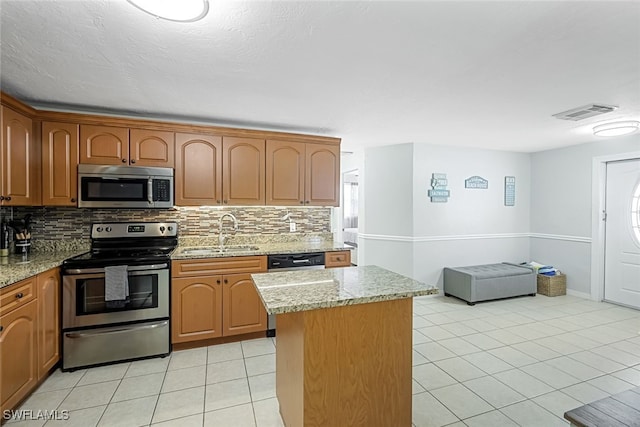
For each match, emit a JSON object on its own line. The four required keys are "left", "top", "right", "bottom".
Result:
{"left": 65, "top": 320, "right": 168, "bottom": 338}
{"left": 64, "top": 263, "right": 169, "bottom": 275}
{"left": 148, "top": 179, "right": 154, "bottom": 204}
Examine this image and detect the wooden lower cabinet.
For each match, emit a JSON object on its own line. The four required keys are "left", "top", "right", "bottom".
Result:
{"left": 0, "top": 299, "right": 38, "bottom": 413}
{"left": 37, "top": 268, "right": 60, "bottom": 378}
{"left": 223, "top": 273, "right": 268, "bottom": 336}
{"left": 171, "top": 276, "right": 223, "bottom": 343}
{"left": 171, "top": 256, "right": 268, "bottom": 344}
{"left": 0, "top": 268, "right": 61, "bottom": 413}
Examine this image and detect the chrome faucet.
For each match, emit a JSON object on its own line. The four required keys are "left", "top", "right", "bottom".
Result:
{"left": 218, "top": 213, "right": 239, "bottom": 248}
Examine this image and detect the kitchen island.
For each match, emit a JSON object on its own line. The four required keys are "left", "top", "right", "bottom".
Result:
{"left": 251, "top": 265, "right": 438, "bottom": 427}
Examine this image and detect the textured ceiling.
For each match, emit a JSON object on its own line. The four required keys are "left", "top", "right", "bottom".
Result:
{"left": 1, "top": 0, "right": 639, "bottom": 152}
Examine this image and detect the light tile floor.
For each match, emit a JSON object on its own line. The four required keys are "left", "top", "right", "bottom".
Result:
{"left": 6, "top": 294, "right": 640, "bottom": 427}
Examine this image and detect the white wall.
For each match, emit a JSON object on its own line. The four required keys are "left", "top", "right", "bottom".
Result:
{"left": 530, "top": 134, "right": 640, "bottom": 296}
{"left": 356, "top": 134, "right": 640, "bottom": 297}
{"left": 359, "top": 143, "right": 531, "bottom": 286}
{"left": 361, "top": 144, "right": 414, "bottom": 277}
{"left": 411, "top": 144, "right": 531, "bottom": 286}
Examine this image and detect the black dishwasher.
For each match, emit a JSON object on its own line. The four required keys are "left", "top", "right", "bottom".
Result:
{"left": 265, "top": 252, "right": 326, "bottom": 336}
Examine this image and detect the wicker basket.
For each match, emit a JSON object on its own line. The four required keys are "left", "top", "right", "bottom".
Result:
{"left": 537, "top": 274, "right": 566, "bottom": 297}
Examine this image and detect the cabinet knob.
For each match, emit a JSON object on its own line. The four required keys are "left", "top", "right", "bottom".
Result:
{"left": 216, "top": 279, "right": 221, "bottom": 284}
{"left": 15, "top": 292, "right": 23, "bottom": 299}
{"left": 336, "top": 257, "right": 342, "bottom": 261}
{"left": 0, "top": 196, "right": 4, "bottom": 201}
{"left": 71, "top": 198, "right": 76, "bottom": 203}
{"left": 299, "top": 201, "right": 304, "bottom": 204}
{"left": 216, "top": 200, "right": 221, "bottom": 204}
{"left": 304, "top": 200, "right": 309, "bottom": 204}
{"left": 122, "top": 158, "right": 127, "bottom": 163}
{"left": 223, "top": 200, "right": 228, "bottom": 204}
{"left": 131, "top": 159, "right": 136, "bottom": 164}
{"left": 0, "top": 325, "right": 3, "bottom": 332}
{"left": 5, "top": 196, "right": 11, "bottom": 201}
{"left": 224, "top": 279, "right": 228, "bottom": 284}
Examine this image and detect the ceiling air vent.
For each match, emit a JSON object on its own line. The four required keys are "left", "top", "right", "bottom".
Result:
{"left": 552, "top": 104, "right": 618, "bottom": 121}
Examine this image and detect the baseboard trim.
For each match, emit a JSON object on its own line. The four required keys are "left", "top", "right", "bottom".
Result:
{"left": 566, "top": 289, "right": 593, "bottom": 300}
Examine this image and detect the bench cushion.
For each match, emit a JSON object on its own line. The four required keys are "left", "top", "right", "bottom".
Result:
{"left": 448, "top": 263, "right": 532, "bottom": 279}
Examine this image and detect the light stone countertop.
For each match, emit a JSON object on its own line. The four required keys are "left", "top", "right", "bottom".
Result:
{"left": 251, "top": 265, "right": 438, "bottom": 314}
{"left": 0, "top": 250, "right": 88, "bottom": 289}
{"left": 171, "top": 240, "right": 352, "bottom": 260}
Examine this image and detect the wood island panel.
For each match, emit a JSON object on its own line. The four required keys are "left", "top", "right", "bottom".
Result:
{"left": 276, "top": 297, "right": 412, "bottom": 427}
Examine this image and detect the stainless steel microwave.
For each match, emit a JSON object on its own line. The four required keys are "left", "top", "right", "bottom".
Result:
{"left": 78, "top": 164, "right": 174, "bottom": 209}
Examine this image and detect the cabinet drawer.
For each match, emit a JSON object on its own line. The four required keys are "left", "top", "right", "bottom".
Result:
{"left": 325, "top": 251, "right": 351, "bottom": 268}
{"left": 172, "top": 256, "right": 267, "bottom": 277}
{"left": 0, "top": 277, "right": 36, "bottom": 317}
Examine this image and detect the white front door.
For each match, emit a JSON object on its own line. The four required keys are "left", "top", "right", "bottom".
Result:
{"left": 604, "top": 159, "right": 640, "bottom": 309}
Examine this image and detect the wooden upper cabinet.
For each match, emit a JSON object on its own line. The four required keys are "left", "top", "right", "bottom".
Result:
{"left": 305, "top": 143, "right": 340, "bottom": 206}
{"left": 266, "top": 140, "right": 340, "bottom": 207}
{"left": 175, "top": 133, "right": 222, "bottom": 206}
{"left": 266, "top": 140, "right": 305, "bottom": 206}
{"left": 130, "top": 129, "right": 174, "bottom": 167}
{"left": 41, "top": 122, "right": 79, "bottom": 206}
{"left": 222, "top": 273, "right": 268, "bottom": 336}
{"left": 223, "top": 137, "right": 265, "bottom": 205}
{"left": 80, "top": 125, "right": 129, "bottom": 165}
{"left": 1, "top": 106, "right": 36, "bottom": 206}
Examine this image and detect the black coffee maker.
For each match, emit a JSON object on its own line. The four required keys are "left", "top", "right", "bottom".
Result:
{"left": 7, "top": 214, "right": 32, "bottom": 255}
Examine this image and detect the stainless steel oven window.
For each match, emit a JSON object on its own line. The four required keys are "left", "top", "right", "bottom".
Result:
{"left": 76, "top": 273, "right": 158, "bottom": 315}
{"left": 63, "top": 268, "right": 169, "bottom": 329}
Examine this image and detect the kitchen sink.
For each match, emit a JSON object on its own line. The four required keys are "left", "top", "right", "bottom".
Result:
{"left": 178, "top": 245, "right": 260, "bottom": 256}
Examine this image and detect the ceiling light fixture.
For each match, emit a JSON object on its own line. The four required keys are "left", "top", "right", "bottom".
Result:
{"left": 127, "top": 0, "right": 209, "bottom": 22}
{"left": 593, "top": 121, "right": 640, "bottom": 137}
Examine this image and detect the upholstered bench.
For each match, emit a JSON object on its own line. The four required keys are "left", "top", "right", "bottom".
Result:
{"left": 443, "top": 263, "right": 536, "bottom": 305}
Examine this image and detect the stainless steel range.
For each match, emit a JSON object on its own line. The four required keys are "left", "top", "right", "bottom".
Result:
{"left": 61, "top": 222, "right": 177, "bottom": 370}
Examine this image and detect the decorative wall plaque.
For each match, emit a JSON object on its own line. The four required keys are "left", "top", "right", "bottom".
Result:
{"left": 465, "top": 176, "right": 488, "bottom": 189}
{"left": 504, "top": 176, "right": 516, "bottom": 206}
{"left": 428, "top": 173, "right": 450, "bottom": 203}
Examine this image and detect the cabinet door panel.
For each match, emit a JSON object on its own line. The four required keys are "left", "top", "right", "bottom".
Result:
{"left": 37, "top": 268, "right": 60, "bottom": 378}
{"left": 42, "top": 122, "right": 78, "bottom": 206}
{"left": 266, "top": 140, "right": 304, "bottom": 206}
{"left": 223, "top": 137, "right": 265, "bottom": 205}
{"left": 130, "top": 129, "right": 174, "bottom": 167}
{"left": 0, "top": 300, "right": 37, "bottom": 413}
{"left": 175, "top": 133, "right": 222, "bottom": 206}
{"left": 2, "top": 106, "right": 35, "bottom": 205}
{"left": 222, "top": 273, "right": 267, "bottom": 336}
{"left": 305, "top": 144, "right": 340, "bottom": 206}
{"left": 171, "top": 276, "right": 222, "bottom": 343}
{"left": 80, "top": 125, "right": 129, "bottom": 165}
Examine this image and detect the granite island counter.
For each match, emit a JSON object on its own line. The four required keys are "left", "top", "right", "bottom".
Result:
{"left": 251, "top": 265, "right": 438, "bottom": 427}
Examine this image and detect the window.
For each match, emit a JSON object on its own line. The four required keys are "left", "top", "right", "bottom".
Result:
{"left": 633, "top": 180, "right": 640, "bottom": 245}
{"left": 342, "top": 171, "right": 359, "bottom": 247}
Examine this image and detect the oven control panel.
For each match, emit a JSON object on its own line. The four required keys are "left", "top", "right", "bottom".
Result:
{"left": 91, "top": 222, "right": 178, "bottom": 238}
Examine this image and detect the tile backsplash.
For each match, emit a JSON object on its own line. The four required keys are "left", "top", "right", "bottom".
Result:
{"left": 1, "top": 206, "right": 332, "bottom": 242}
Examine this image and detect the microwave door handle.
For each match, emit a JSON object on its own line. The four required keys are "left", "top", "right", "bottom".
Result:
{"left": 148, "top": 179, "right": 153, "bottom": 204}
